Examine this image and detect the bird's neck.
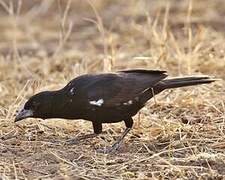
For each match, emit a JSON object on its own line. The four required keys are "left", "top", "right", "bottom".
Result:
{"left": 49, "top": 90, "right": 76, "bottom": 119}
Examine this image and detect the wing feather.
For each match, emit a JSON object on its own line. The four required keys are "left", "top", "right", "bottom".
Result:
{"left": 66, "top": 70, "right": 167, "bottom": 107}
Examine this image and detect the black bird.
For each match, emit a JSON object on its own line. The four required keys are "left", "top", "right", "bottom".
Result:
{"left": 15, "top": 69, "right": 215, "bottom": 153}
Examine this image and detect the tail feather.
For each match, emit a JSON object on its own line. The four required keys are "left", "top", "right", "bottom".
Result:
{"left": 138, "top": 76, "right": 216, "bottom": 105}
{"left": 158, "top": 76, "right": 216, "bottom": 89}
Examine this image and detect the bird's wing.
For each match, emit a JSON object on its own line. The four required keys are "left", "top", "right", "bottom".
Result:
{"left": 65, "top": 70, "right": 167, "bottom": 107}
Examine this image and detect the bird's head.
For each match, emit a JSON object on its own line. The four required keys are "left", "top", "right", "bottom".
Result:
{"left": 15, "top": 91, "right": 53, "bottom": 122}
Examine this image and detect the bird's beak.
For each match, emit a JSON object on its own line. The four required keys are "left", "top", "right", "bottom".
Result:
{"left": 15, "top": 109, "right": 33, "bottom": 122}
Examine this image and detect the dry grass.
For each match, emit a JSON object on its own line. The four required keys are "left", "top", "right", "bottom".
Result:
{"left": 0, "top": 0, "right": 224, "bottom": 179}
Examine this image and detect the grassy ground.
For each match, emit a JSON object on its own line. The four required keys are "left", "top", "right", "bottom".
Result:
{"left": 0, "top": 0, "right": 224, "bottom": 179}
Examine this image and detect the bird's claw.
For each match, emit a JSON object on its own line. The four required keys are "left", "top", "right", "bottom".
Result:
{"left": 65, "top": 138, "right": 79, "bottom": 145}
{"left": 96, "top": 142, "right": 120, "bottom": 154}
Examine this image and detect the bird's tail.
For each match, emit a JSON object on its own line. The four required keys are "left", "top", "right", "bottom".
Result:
{"left": 159, "top": 76, "right": 216, "bottom": 89}
{"left": 138, "top": 76, "right": 216, "bottom": 105}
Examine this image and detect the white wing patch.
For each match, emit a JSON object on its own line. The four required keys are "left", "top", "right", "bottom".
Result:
{"left": 89, "top": 99, "right": 104, "bottom": 106}
{"left": 70, "top": 87, "right": 75, "bottom": 95}
{"left": 123, "top": 100, "right": 133, "bottom": 105}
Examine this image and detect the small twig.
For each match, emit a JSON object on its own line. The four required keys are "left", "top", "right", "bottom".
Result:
{"left": 12, "top": 161, "right": 18, "bottom": 180}
{"left": 48, "top": 150, "right": 77, "bottom": 167}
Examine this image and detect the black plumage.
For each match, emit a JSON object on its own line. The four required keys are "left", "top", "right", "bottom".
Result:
{"left": 15, "top": 69, "right": 216, "bottom": 153}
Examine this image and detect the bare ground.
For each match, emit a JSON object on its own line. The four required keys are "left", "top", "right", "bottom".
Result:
{"left": 0, "top": 0, "right": 225, "bottom": 179}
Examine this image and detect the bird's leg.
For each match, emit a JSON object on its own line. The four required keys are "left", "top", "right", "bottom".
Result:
{"left": 97, "top": 117, "right": 133, "bottom": 153}
{"left": 66, "top": 122, "right": 102, "bottom": 145}
{"left": 92, "top": 121, "right": 103, "bottom": 134}
{"left": 107, "top": 127, "right": 131, "bottom": 152}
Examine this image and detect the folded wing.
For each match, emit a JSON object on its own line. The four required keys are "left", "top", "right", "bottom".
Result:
{"left": 65, "top": 70, "right": 167, "bottom": 107}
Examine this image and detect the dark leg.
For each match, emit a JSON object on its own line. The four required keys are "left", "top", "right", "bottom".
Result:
{"left": 92, "top": 122, "right": 102, "bottom": 134}
{"left": 66, "top": 122, "right": 102, "bottom": 145}
{"left": 97, "top": 117, "right": 133, "bottom": 154}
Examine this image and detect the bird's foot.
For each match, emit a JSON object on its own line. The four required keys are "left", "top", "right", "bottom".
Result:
{"left": 96, "top": 141, "right": 120, "bottom": 154}
{"left": 96, "top": 127, "right": 131, "bottom": 154}
{"left": 65, "top": 138, "right": 79, "bottom": 145}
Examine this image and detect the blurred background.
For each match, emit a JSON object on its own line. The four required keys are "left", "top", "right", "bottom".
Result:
{"left": 0, "top": 0, "right": 223, "bottom": 103}
{"left": 0, "top": 0, "right": 224, "bottom": 179}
